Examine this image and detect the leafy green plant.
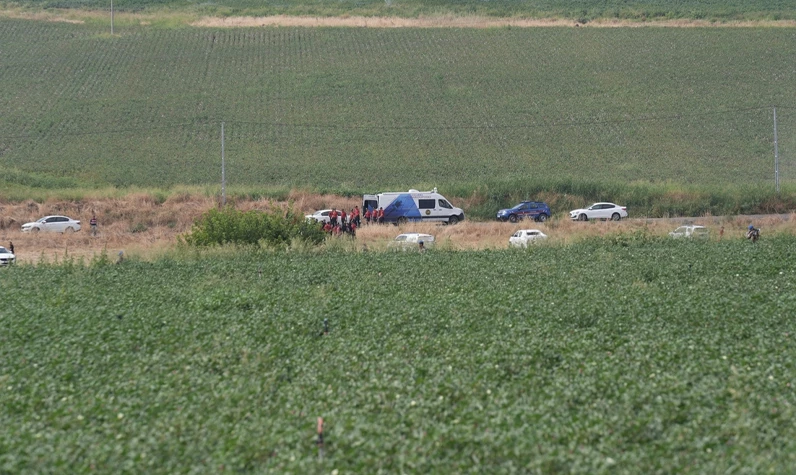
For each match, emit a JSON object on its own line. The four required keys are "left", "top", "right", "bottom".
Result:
{"left": 2, "top": 237, "right": 796, "bottom": 472}
{"left": 182, "top": 206, "right": 326, "bottom": 246}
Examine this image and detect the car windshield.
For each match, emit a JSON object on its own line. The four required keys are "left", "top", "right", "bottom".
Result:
{"left": 394, "top": 235, "right": 407, "bottom": 241}
{"left": 0, "top": 247, "right": 6, "bottom": 253}
{"left": 36, "top": 217, "right": 48, "bottom": 223}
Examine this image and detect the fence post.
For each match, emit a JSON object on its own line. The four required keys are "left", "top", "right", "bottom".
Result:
{"left": 773, "top": 106, "right": 779, "bottom": 193}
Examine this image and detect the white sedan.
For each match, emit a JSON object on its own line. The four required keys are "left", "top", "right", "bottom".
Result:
{"left": 669, "top": 225, "right": 709, "bottom": 239}
{"left": 570, "top": 203, "right": 627, "bottom": 221}
{"left": 305, "top": 209, "right": 338, "bottom": 224}
{"left": 0, "top": 246, "right": 15, "bottom": 266}
{"left": 388, "top": 233, "right": 435, "bottom": 250}
{"left": 21, "top": 215, "right": 82, "bottom": 233}
{"left": 509, "top": 229, "right": 548, "bottom": 248}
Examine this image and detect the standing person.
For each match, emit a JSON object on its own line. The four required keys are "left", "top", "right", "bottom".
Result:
{"left": 364, "top": 207, "right": 372, "bottom": 225}
{"left": 329, "top": 208, "right": 338, "bottom": 226}
{"left": 352, "top": 206, "right": 361, "bottom": 227}
{"left": 340, "top": 209, "right": 347, "bottom": 227}
{"left": 90, "top": 215, "right": 98, "bottom": 236}
{"left": 8, "top": 241, "right": 14, "bottom": 254}
{"left": 378, "top": 207, "right": 385, "bottom": 225}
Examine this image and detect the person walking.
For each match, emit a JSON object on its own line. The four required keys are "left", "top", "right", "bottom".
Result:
{"left": 90, "top": 215, "right": 98, "bottom": 236}
{"left": 364, "top": 208, "right": 372, "bottom": 225}
{"left": 8, "top": 241, "right": 14, "bottom": 254}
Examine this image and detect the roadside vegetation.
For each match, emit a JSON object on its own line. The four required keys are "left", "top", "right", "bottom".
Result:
{"left": 181, "top": 206, "right": 326, "bottom": 247}
{"left": 2, "top": 237, "right": 795, "bottom": 472}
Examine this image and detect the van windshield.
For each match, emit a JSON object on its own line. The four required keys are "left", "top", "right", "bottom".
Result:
{"left": 439, "top": 199, "right": 452, "bottom": 209}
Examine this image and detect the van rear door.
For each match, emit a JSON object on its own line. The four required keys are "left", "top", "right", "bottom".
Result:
{"left": 363, "top": 195, "right": 378, "bottom": 213}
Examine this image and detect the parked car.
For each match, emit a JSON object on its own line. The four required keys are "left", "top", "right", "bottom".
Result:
{"left": 388, "top": 233, "right": 435, "bottom": 250}
{"left": 21, "top": 215, "right": 81, "bottom": 233}
{"left": 569, "top": 203, "right": 627, "bottom": 221}
{"left": 0, "top": 246, "right": 15, "bottom": 266}
{"left": 496, "top": 201, "right": 551, "bottom": 223}
{"left": 305, "top": 209, "right": 337, "bottom": 224}
{"left": 669, "top": 225, "right": 709, "bottom": 239}
{"left": 509, "top": 229, "right": 548, "bottom": 248}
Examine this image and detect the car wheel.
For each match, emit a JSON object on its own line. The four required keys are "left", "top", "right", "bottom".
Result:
{"left": 448, "top": 215, "right": 459, "bottom": 225}
{"left": 508, "top": 214, "right": 518, "bottom": 223}
{"left": 31, "top": 227, "right": 40, "bottom": 233}
{"left": 537, "top": 213, "right": 548, "bottom": 222}
{"left": 64, "top": 227, "right": 75, "bottom": 233}
{"left": 578, "top": 214, "right": 588, "bottom": 221}
{"left": 611, "top": 213, "right": 621, "bottom": 221}
{"left": 397, "top": 216, "right": 408, "bottom": 225}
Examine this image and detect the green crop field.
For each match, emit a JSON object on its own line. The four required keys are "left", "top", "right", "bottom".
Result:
{"left": 1, "top": 18, "right": 794, "bottom": 199}
{"left": 2, "top": 238, "right": 795, "bottom": 472}
{"left": 8, "top": 0, "right": 796, "bottom": 21}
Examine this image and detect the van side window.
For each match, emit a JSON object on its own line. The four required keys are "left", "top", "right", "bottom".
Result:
{"left": 419, "top": 199, "right": 435, "bottom": 209}
{"left": 438, "top": 199, "right": 452, "bottom": 209}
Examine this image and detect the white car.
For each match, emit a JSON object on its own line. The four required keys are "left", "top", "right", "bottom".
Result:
{"left": 669, "top": 225, "right": 709, "bottom": 239}
{"left": 388, "top": 233, "right": 435, "bottom": 250}
{"left": 21, "top": 215, "right": 82, "bottom": 233}
{"left": 0, "top": 246, "right": 15, "bottom": 266}
{"left": 570, "top": 203, "right": 628, "bottom": 221}
{"left": 305, "top": 209, "right": 342, "bottom": 225}
{"left": 509, "top": 229, "right": 548, "bottom": 248}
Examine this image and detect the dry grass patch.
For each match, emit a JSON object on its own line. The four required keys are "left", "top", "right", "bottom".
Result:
{"left": 2, "top": 194, "right": 795, "bottom": 264}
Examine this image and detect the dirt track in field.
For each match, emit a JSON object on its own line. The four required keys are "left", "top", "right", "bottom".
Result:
{"left": 191, "top": 16, "right": 796, "bottom": 29}
{"left": 1, "top": 9, "right": 794, "bottom": 29}
{"left": 2, "top": 194, "right": 794, "bottom": 265}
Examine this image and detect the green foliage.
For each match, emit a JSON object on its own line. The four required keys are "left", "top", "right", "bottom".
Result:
{"left": 6, "top": 0, "right": 795, "bottom": 21}
{"left": 0, "top": 18, "right": 794, "bottom": 215}
{"left": 182, "top": 206, "right": 326, "bottom": 247}
{"left": 2, "top": 238, "right": 796, "bottom": 472}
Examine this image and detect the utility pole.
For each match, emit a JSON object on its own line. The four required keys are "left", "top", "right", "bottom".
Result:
{"left": 110, "top": 0, "right": 114, "bottom": 35}
{"left": 221, "top": 121, "right": 226, "bottom": 206}
{"left": 773, "top": 106, "right": 779, "bottom": 193}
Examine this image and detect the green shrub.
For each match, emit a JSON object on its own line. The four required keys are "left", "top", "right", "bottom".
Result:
{"left": 182, "top": 206, "right": 326, "bottom": 247}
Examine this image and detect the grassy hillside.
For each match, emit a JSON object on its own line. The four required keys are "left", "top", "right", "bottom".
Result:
{"left": 0, "top": 17, "right": 795, "bottom": 215}
{"left": 7, "top": 0, "right": 796, "bottom": 21}
{"left": 2, "top": 238, "right": 796, "bottom": 472}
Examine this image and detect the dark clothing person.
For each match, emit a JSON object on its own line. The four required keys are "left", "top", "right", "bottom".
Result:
{"left": 8, "top": 242, "right": 14, "bottom": 254}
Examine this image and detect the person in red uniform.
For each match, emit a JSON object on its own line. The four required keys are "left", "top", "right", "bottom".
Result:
{"left": 364, "top": 208, "right": 372, "bottom": 225}
{"left": 378, "top": 207, "right": 385, "bottom": 224}
{"left": 340, "top": 209, "right": 347, "bottom": 226}
{"left": 352, "top": 206, "right": 361, "bottom": 227}
{"left": 329, "top": 208, "right": 338, "bottom": 226}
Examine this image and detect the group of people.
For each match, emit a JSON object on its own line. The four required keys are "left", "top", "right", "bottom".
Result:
{"left": 320, "top": 207, "right": 361, "bottom": 236}
{"left": 319, "top": 206, "right": 388, "bottom": 236}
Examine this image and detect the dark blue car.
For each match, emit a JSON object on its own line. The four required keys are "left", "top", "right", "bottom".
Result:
{"left": 496, "top": 201, "right": 551, "bottom": 223}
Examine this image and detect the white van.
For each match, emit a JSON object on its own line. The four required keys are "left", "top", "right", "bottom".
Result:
{"left": 363, "top": 188, "right": 465, "bottom": 225}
